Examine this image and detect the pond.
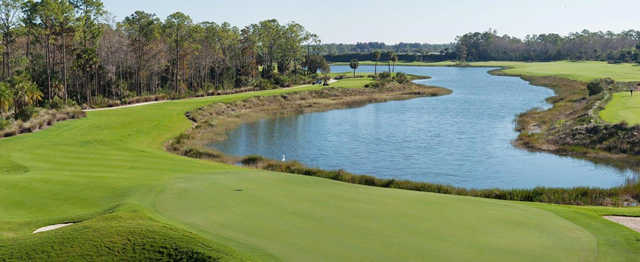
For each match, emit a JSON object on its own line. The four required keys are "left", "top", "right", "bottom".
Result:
{"left": 209, "top": 66, "right": 635, "bottom": 189}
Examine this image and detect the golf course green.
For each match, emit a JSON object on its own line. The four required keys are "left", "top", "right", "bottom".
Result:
{"left": 601, "top": 92, "right": 640, "bottom": 125}
{"left": 1, "top": 65, "right": 640, "bottom": 261}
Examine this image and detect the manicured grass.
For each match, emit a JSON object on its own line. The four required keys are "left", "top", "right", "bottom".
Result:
{"left": 334, "top": 60, "right": 640, "bottom": 82}
{"left": 1, "top": 77, "right": 639, "bottom": 261}
{"left": 478, "top": 61, "right": 640, "bottom": 82}
{"left": 600, "top": 92, "right": 640, "bottom": 125}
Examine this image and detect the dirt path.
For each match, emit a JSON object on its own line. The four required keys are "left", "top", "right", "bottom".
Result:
{"left": 83, "top": 101, "right": 166, "bottom": 112}
{"left": 83, "top": 80, "right": 337, "bottom": 113}
{"left": 604, "top": 216, "right": 640, "bottom": 233}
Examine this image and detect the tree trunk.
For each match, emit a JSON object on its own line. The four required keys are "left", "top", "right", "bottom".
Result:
{"left": 45, "top": 35, "right": 52, "bottom": 100}
{"left": 62, "top": 34, "right": 68, "bottom": 103}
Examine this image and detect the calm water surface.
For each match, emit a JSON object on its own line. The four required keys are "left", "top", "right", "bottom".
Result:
{"left": 210, "top": 66, "right": 636, "bottom": 189}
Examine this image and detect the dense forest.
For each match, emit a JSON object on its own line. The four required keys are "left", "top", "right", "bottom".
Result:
{"left": 323, "top": 30, "right": 640, "bottom": 64}
{"left": 321, "top": 42, "right": 452, "bottom": 55}
{"left": 0, "top": 0, "right": 328, "bottom": 124}
{"left": 454, "top": 29, "right": 640, "bottom": 62}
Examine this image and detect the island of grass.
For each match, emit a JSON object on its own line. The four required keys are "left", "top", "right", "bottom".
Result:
{"left": 1, "top": 62, "right": 640, "bottom": 261}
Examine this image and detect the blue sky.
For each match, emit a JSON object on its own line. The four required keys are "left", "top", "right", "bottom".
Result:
{"left": 102, "top": 0, "right": 640, "bottom": 44}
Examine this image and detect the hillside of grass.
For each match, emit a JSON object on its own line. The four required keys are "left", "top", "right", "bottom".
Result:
{"left": 1, "top": 69, "right": 639, "bottom": 261}
{"left": 600, "top": 92, "right": 640, "bottom": 125}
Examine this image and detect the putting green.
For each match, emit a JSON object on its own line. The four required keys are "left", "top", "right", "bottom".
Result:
{"left": 0, "top": 76, "right": 638, "bottom": 261}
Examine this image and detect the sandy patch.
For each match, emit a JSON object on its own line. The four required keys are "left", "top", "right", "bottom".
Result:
{"left": 604, "top": 216, "right": 640, "bottom": 233}
{"left": 33, "top": 223, "right": 74, "bottom": 234}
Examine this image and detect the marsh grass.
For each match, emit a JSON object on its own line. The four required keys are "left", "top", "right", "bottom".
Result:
{"left": 0, "top": 107, "right": 85, "bottom": 139}
{"left": 246, "top": 158, "right": 638, "bottom": 206}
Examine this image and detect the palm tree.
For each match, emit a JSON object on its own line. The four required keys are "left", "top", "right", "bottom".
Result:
{"left": 0, "top": 82, "right": 12, "bottom": 115}
{"left": 11, "top": 73, "right": 42, "bottom": 116}
{"left": 349, "top": 59, "right": 359, "bottom": 78}
{"left": 373, "top": 51, "right": 381, "bottom": 75}
{"left": 391, "top": 53, "right": 398, "bottom": 73}
{"left": 386, "top": 51, "right": 393, "bottom": 72}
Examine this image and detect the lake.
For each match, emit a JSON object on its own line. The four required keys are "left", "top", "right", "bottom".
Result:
{"left": 209, "top": 66, "right": 635, "bottom": 189}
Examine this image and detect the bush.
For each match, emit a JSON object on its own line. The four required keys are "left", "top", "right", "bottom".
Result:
{"left": 378, "top": 72, "right": 392, "bottom": 80}
{"left": 241, "top": 155, "right": 265, "bottom": 166}
{"left": 253, "top": 79, "right": 277, "bottom": 90}
{"left": 236, "top": 76, "right": 252, "bottom": 88}
{"left": 15, "top": 106, "right": 37, "bottom": 121}
{"left": 394, "top": 72, "right": 409, "bottom": 84}
{"left": 587, "top": 78, "right": 614, "bottom": 96}
{"left": 587, "top": 80, "right": 603, "bottom": 96}
{"left": 273, "top": 73, "right": 293, "bottom": 87}
{"left": 0, "top": 117, "right": 10, "bottom": 130}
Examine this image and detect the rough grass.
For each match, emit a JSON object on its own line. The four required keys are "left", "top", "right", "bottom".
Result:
{"left": 600, "top": 92, "right": 640, "bottom": 125}
{"left": 0, "top": 204, "right": 246, "bottom": 261}
{"left": 0, "top": 76, "right": 639, "bottom": 261}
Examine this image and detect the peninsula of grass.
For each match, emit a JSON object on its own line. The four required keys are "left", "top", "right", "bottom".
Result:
{"left": 1, "top": 65, "right": 640, "bottom": 261}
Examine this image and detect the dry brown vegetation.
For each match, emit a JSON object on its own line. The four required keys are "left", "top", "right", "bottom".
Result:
{"left": 509, "top": 73, "right": 640, "bottom": 171}
{"left": 0, "top": 108, "right": 86, "bottom": 139}
{"left": 167, "top": 83, "right": 450, "bottom": 162}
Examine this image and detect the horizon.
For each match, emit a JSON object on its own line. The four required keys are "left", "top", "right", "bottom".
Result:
{"left": 102, "top": 0, "right": 640, "bottom": 45}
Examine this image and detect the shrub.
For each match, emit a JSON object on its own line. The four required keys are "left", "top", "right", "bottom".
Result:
{"left": 587, "top": 80, "right": 603, "bottom": 96}
{"left": 0, "top": 117, "right": 10, "bottom": 130}
{"left": 394, "top": 72, "right": 409, "bottom": 84}
{"left": 241, "top": 155, "right": 265, "bottom": 166}
{"left": 273, "top": 74, "right": 293, "bottom": 87}
{"left": 15, "top": 106, "right": 37, "bottom": 121}
{"left": 253, "top": 79, "right": 276, "bottom": 90}
{"left": 378, "top": 72, "right": 391, "bottom": 80}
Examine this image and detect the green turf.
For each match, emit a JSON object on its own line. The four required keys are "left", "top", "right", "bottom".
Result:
{"left": 335, "top": 60, "right": 640, "bottom": 82}
{"left": 1, "top": 75, "right": 639, "bottom": 261}
{"left": 600, "top": 92, "right": 640, "bottom": 125}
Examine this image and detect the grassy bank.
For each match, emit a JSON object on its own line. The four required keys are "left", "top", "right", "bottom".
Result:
{"left": 238, "top": 157, "right": 638, "bottom": 206}
{"left": 600, "top": 92, "right": 640, "bottom": 125}
{"left": 1, "top": 66, "right": 639, "bottom": 261}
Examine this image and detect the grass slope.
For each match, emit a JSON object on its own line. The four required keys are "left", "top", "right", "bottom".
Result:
{"left": 336, "top": 60, "right": 640, "bottom": 82}
{"left": 0, "top": 71, "right": 639, "bottom": 261}
{"left": 600, "top": 92, "right": 640, "bottom": 125}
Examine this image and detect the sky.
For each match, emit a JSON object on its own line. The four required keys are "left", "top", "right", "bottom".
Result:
{"left": 102, "top": 0, "right": 640, "bottom": 44}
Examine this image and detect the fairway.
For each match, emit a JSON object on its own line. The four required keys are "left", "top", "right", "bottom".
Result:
{"left": 335, "top": 60, "right": 640, "bottom": 82}
{"left": 1, "top": 76, "right": 640, "bottom": 261}
{"left": 600, "top": 92, "right": 640, "bottom": 125}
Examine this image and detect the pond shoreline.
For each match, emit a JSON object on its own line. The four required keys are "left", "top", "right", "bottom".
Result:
{"left": 488, "top": 68, "right": 640, "bottom": 172}
{"left": 168, "top": 68, "right": 639, "bottom": 207}
{"left": 167, "top": 78, "right": 451, "bottom": 162}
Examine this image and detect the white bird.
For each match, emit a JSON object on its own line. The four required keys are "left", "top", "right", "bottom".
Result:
{"left": 282, "top": 154, "right": 286, "bottom": 162}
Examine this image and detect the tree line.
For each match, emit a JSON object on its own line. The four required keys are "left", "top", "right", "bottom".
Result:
{"left": 455, "top": 29, "right": 640, "bottom": 62}
{"left": 0, "top": 0, "right": 328, "bottom": 122}
{"left": 321, "top": 42, "right": 452, "bottom": 55}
